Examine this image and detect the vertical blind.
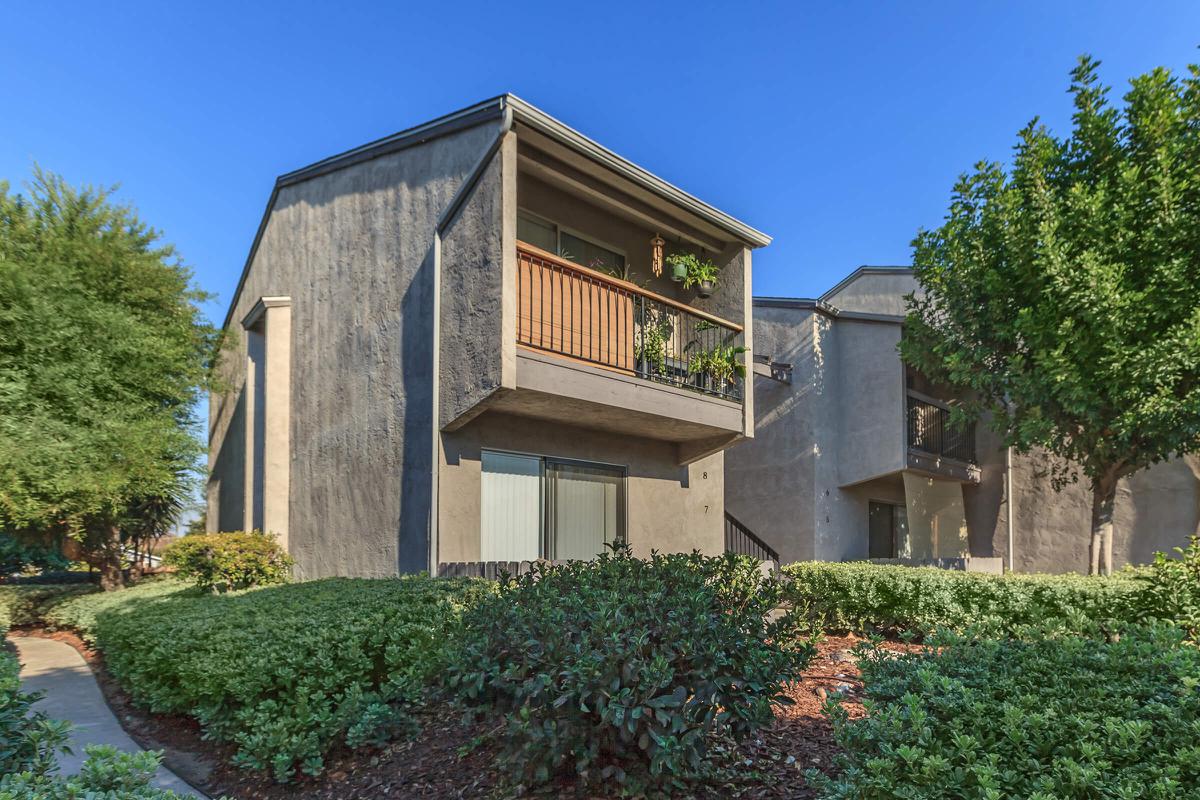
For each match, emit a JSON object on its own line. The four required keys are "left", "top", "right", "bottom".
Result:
{"left": 546, "top": 461, "right": 622, "bottom": 560}
{"left": 481, "top": 451, "right": 624, "bottom": 561}
{"left": 480, "top": 451, "right": 541, "bottom": 561}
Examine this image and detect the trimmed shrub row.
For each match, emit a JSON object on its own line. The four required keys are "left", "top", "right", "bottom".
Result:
{"left": 781, "top": 560, "right": 1151, "bottom": 636}
{"left": 67, "top": 576, "right": 490, "bottom": 781}
{"left": 812, "top": 627, "right": 1200, "bottom": 799}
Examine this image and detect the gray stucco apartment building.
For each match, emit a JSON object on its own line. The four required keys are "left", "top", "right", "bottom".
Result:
{"left": 726, "top": 267, "right": 1200, "bottom": 574}
{"left": 207, "top": 95, "right": 768, "bottom": 578}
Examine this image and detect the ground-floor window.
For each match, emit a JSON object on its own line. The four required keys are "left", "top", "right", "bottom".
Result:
{"left": 868, "top": 500, "right": 907, "bottom": 559}
{"left": 480, "top": 450, "right": 625, "bottom": 561}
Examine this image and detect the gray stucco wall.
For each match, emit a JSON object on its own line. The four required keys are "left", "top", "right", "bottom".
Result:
{"left": 823, "top": 272, "right": 917, "bottom": 316}
{"left": 725, "top": 305, "right": 818, "bottom": 563}
{"left": 965, "top": 442, "right": 1200, "bottom": 573}
{"left": 833, "top": 319, "right": 905, "bottom": 486}
{"left": 208, "top": 121, "right": 502, "bottom": 579}
{"left": 439, "top": 133, "right": 514, "bottom": 428}
{"left": 438, "top": 411, "right": 725, "bottom": 562}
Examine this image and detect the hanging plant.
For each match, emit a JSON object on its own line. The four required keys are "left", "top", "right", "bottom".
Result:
{"left": 666, "top": 252, "right": 693, "bottom": 283}
{"left": 666, "top": 253, "right": 722, "bottom": 297}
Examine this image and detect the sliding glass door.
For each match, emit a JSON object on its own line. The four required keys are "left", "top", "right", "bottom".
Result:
{"left": 544, "top": 459, "right": 624, "bottom": 560}
{"left": 480, "top": 451, "right": 625, "bottom": 561}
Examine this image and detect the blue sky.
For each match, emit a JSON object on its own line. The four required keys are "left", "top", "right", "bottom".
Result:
{"left": 2, "top": 2, "right": 1197, "bottom": 314}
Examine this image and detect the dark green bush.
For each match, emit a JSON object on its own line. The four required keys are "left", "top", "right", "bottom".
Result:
{"left": 85, "top": 576, "right": 489, "bottom": 781}
{"left": 163, "top": 530, "right": 292, "bottom": 592}
{"left": 781, "top": 561, "right": 1147, "bottom": 636}
{"left": 811, "top": 627, "right": 1200, "bottom": 799}
{"left": 448, "top": 548, "right": 815, "bottom": 794}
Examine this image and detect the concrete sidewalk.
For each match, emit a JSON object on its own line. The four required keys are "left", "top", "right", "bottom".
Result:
{"left": 9, "top": 635, "right": 207, "bottom": 798}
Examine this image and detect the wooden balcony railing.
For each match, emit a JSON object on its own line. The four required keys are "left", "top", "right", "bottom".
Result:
{"left": 516, "top": 242, "right": 745, "bottom": 401}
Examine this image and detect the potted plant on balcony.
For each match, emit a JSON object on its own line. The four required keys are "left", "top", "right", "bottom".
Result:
{"left": 683, "top": 256, "right": 721, "bottom": 298}
{"left": 666, "top": 252, "right": 693, "bottom": 283}
{"left": 686, "top": 342, "right": 747, "bottom": 394}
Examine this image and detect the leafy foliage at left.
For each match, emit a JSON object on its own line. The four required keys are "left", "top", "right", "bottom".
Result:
{"left": 1, "top": 745, "right": 215, "bottom": 800}
{"left": 49, "top": 576, "right": 492, "bottom": 782}
{"left": 0, "top": 170, "right": 220, "bottom": 587}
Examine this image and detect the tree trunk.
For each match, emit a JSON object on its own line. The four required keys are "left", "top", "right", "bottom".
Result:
{"left": 1090, "top": 480, "right": 1116, "bottom": 577}
{"left": 98, "top": 524, "right": 125, "bottom": 591}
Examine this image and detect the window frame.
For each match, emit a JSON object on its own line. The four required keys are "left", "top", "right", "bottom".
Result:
{"left": 516, "top": 208, "right": 628, "bottom": 270}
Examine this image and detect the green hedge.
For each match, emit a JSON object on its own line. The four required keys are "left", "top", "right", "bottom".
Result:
{"left": 69, "top": 576, "right": 490, "bottom": 781}
{"left": 781, "top": 561, "right": 1149, "bottom": 636}
{"left": 811, "top": 627, "right": 1200, "bottom": 799}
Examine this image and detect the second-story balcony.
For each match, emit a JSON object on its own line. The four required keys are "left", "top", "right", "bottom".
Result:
{"left": 515, "top": 243, "right": 746, "bottom": 402}
{"left": 906, "top": 393, "right": 980, "bottom": 482}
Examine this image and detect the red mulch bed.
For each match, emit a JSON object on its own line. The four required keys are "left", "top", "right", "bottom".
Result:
{"left": 11, "top": 630, "right": 919, "bottom": 799}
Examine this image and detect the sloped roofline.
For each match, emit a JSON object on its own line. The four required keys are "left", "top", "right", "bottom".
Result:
{"left": 221, "top": 94, "right": 770, "bottom": 329}
{"left": 818, "top": 265, "right": 912, "bottom": 304}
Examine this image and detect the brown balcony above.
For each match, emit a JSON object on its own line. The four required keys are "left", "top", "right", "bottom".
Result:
{"left": 906, "top": 392, "right": 981, "bottom": 483}
{"left": 476, "top": 243, "right": 749, "bottom": 462}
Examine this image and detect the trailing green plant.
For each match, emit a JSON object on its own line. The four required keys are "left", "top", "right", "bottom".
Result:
{"left": 810, "top": 627, "right": 1200, "bottom": 799}
{"left": 666, "top": 252, "right": 721, "bottom": 291}
{"left": 1134, "top": 535, "right": 1200, "bottom": 640}
{"left": 0, "top": 745, "right": 219, "bottom": 799}
{"left": 447, "top": 547, "right": 814, "bottom": 795}
{"left": 687, "top": 342, "right": 748, "bottom": 389}
{"left": 69, "top": 576, "right": 490, "bottom": 781}
{"left": 781, "top": 561, "right": 1149, "bottom": 637}
{"left": 635, "top": 308, "right": 674, "bottom": 375}
{"left": 163, "top": 530, "right": 292, "bottom": 592}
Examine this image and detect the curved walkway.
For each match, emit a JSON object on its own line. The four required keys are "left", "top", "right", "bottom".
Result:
{"left": 9, "top": 635, "right": 207, "bottom": 798}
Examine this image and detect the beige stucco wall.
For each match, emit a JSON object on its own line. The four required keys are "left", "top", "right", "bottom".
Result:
{"left": 438, "top": 411, "right": 724, "bottom": 563}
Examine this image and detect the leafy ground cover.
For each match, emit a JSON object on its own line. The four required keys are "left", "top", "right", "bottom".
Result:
{"left": 5, "top": 557, "right": 1199, "bottom": 799}
{"left": 812, "top": 627, "right": 1200, "bottom": 799}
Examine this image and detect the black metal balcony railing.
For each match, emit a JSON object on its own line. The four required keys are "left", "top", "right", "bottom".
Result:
{"left": 724, "top": 511, "right": 779, "bottom": 563}
{"left": 516, "top": 244, "right": 745, "bottom": 402}
{"left": 907, "top": 394, "right": 977, "bottom": 463}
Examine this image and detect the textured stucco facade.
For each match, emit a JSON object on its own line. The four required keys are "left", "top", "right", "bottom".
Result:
{"left": 208, "top": 96, "right": 767, "bottom": 578}
{"left": 726, "top": 267, "right": 1200, "bottom": 574}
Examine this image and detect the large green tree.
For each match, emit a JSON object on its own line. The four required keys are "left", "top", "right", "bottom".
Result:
{"left": 0, "top": 170, "right": 218, "bottom": 587}
{"left": 901, "top": 56, "right": 1200, "bottom": 575}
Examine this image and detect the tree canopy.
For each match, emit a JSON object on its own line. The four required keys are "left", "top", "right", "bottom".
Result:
{"left": 0, "top": 170, "right": 218, "bottom": 583}
{"left": 900, "top": 56, "right": 1200, "bottom": 574}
